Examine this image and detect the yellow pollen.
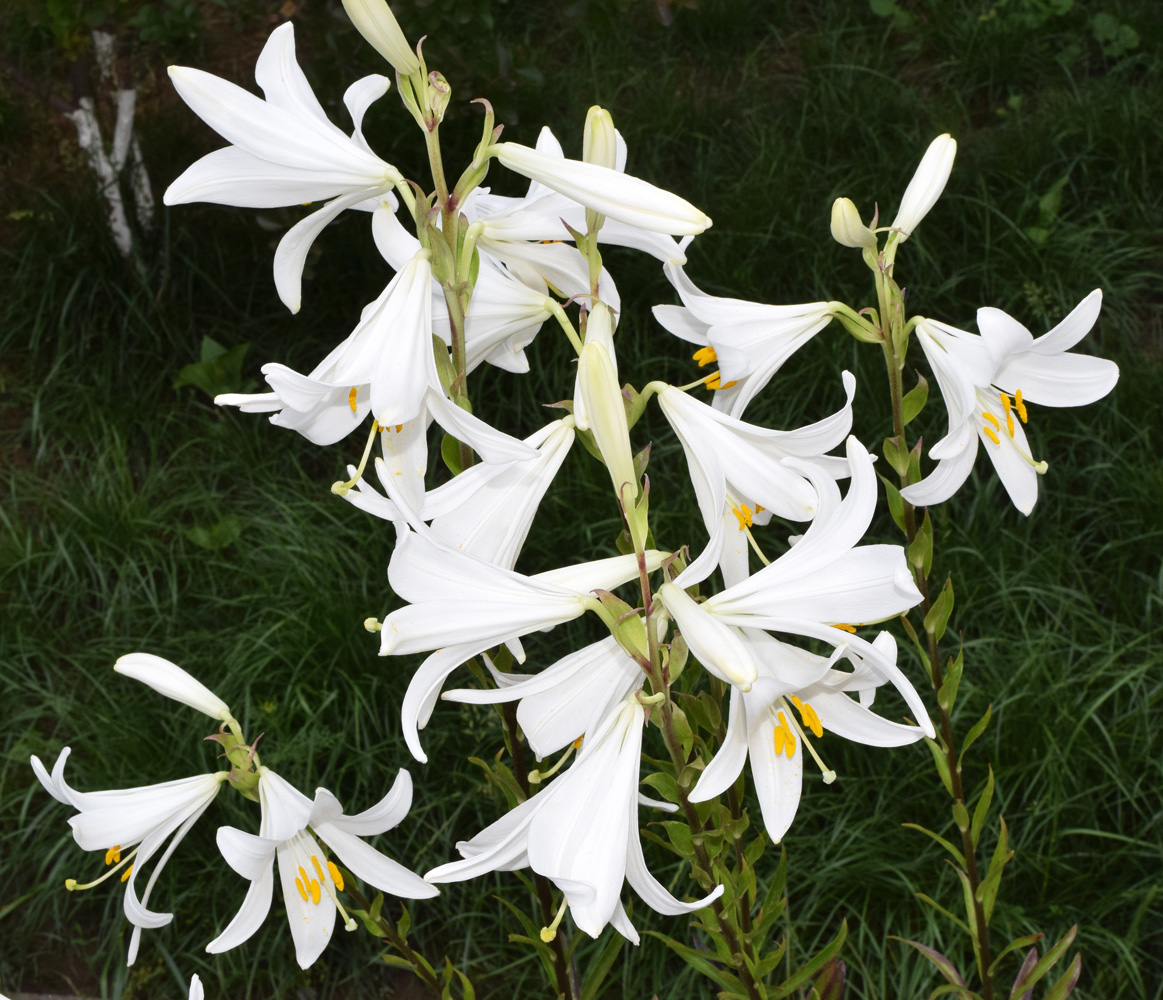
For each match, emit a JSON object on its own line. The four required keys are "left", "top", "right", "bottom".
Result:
{"left": 311, "top": 855, "right": 327, "bottom": 883}
{"left": 348, "top": 386, "right": 358, "bottom": 412}
{"left": 295, "top": 876, "right": 309, "bottom": 902}
{"left": 1005, "top": 409, "right": 1015, "bottom": 437}
{"left": 776, "top": 711, "right": 796, "bottom": 758}
{"left": 791, "top": 695, "right": 824, "bottom": 739}
{"left": 572, "top": 735, "right": 584, "bottom": 749}
{"left": 732, "top": 505, "right": 754, "bottom": 530}
{"left": 1015, "top": 389, "right": 1028, "bottom": 423}
{"left": 983, "top": 425, "right": 1000, "bottom": 446}
{"left": 981, "top": 411, "right": 1000, "bottom": 430}
{"left": 395, "top": 424, "right": 403, "bottom": 433}
{"left": 754, "top": 504, "right": 765, "bottom": 513}
{"left": 832, "top": 623, "right": 857, "bottom": 633}
{"left": 327, "top": 860, "right": 344, "bottom": 892}
{"left": 692, "top": 345, "right": 718, "bottom": 367}
{"left": 120, "top": 865, "right": 133, "bottom": 883}
{"left": 1000, "top": 392, "right": 1013, "bottom": 418}
{"left": 308, "top": 879, "right": 321, "bottom": 905}
{"left": 105, "top": 846, "right": 121, "bottom": 865}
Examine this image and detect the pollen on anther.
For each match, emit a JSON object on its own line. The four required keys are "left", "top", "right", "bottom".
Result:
{"left": 1015, "top": 389, "right": 1028, "bottom": 423}
{"left": 120, "top": 865, "right": 134, "bottom": 883}
{"left": 981, "top": 411, "right": 1000, "bottom": 431}
{"left": 311, "top": 855, "right": 327, "bottom": 884}
{"left": 776, "top": 711, "right": 796, "bottom": 758}
{"left": 732, "top": 505, "right": 754, "bottom": 530}
{"left": 295, "top": 876, "right": 309, "bottom": 902}
{"left": 983, "top": 425, "right": 1000, "bottom": 445}
{"left": 105, "top": 846, "right": 121, "bottom": 865}
{"left": 692, "top": 345, "right": 717, "bottom": 367}
{"left": 308, "top": 879, "right": 321, "bottom": 905}
{"left": 327, "top": 860, "right": 345, "bottom": 891}
{"left": 348, "top": 387, "right": 359, "bottom": 413}
{"left": 832, "top": 623, "right": 857, "bottom": 633}
{"left": 572, "top": 735, "right": 584, "bottom": 749}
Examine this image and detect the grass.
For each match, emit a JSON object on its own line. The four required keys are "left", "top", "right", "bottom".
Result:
{"left": 2, "top": 0, "right": 1162, "bottom": 997}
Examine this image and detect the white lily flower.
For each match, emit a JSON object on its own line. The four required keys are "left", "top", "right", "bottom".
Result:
{"left": 114, "top": 652, "right": 235, "bottom": 723}
{"left": 901, "top": 290, "right": 1117, "bottom": 515}
{"left": 164, "top": 23, "right": 402, "bottom": 312}
{"left": 659, "top": 438, "right": 933, "bottom": 733}
{"left": 208, "top": 767, "right": 435, "bottom": 969}
{"left": 426, "top": 696, "right": 722, "bottom": 942}
{"left": 382, "top": 518, "right": 664, "bottom": 761}
{"left": 442, "top": 635, "right": 643, "bottom": 758}
{"left": 491, "top": 140, "right": 711, "bottom": 236}
{"left": 345, "top": 416, "right": 575, "bottom": 570}
{"left": 189, "top": 974, "right": 204, "bottom": 1000}
{"left": 890, "top": 134, "right": 957, "bottom": 242}
{"left": 31, "top": 747, "right": 229, "bottom": 965}
{"left": 340, "top": 0, "right": 419, "bottom": 75}
{"left": 689, "top": 632, "right": 927, "bottom": 841}
{"left": 653, "top": 262, "right": 835, "bottom": 418}
{"left": 655, "top": 371, "right": 856, "bottom": 585}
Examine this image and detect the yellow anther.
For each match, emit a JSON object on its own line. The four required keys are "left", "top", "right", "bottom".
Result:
{"left": 1005, "top": 410, "right": 1014, "bottom": 437}
{"left": 327, "top": 860, "right": 344, "bottom": 892}
{"left": 105, "top": 846, "right": 121, "bottom": 865}
{"left": 120, "top": 865, "right": 133, "bottom": 883}
{"left": 348, "top": 386, "right": 359, "bottom": 413}
{"left": 1015, "top": 389, "right": 1028, "bottom": 423}
{"left": 832, "top": 623, "right": 857, "bottom": 633}
{"left": 540, "top": 895, "right": 569, "bottom": 943}
{"left": 309, "top": 879, "right": 321, "bottom": 905}
{"left": 311, "top": 855, "right": 327, "bottom": 883}
{"left": 791, "top": 696, "right": 824, "bottom": 739}
{"left": 754, "top": 504, "right": 765, "bottom": 513}
{"left": 692, "top": 345, "right": 718, "bottom": 368}
{"left": 773, "top": 726, "right": 785, "bottom": 756}
{"left": 981, "top": 411, "right": 1000, "bottom": 431}
{"left": 572, "top": 735, "right": 584, "bottom": 750}
{"left": 776, "top": 711, "right": 796, "bottom": 758}
{"left": 732, "top": 505, "right": 754, "bottom": 530}
{"left": 1000, "top": 392, "right": 1013, "bottom": 418}
{"left": 295, "top": 876, "right": 309, "bottom": 902}
{"left": 983, "top": 425, "right": 1000, "bottom": 445}
{"left": 704, "top": 372, "right": 721, "bottom": 389}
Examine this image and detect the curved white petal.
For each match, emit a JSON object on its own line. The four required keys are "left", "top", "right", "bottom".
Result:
{"left": 688, "top": 686, "right": 749, "bottom": 803}
{"left": 113, "top": 653, "right": 232, "bottom": 721}
{"left": 313, "top": 821, "right": 437, "bottom": 898}
{"left": 311, "top": 770, "right": 412, "bottom": 836}
{"left": 276, "top": 832, "right": 336, "bottom": 969}
{"left": 205, "top": 856, "right": 275, "bottom": 954}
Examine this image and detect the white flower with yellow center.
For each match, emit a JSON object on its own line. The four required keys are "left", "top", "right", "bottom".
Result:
{"left": 425, "top": 695, "right": 722, "bottom": 942}
{"left": 689, "top": 632, "right": 927, "bottom": 842}
{"left": 207, "top": 767, "right": 435, "bottom": 970}
{"left": 902, "top": 290, "right": 1117, "bottom": 514}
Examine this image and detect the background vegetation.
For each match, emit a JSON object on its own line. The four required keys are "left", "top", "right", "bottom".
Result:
{"left": 1, "top": 0, "right": 1160, "bottom": 997}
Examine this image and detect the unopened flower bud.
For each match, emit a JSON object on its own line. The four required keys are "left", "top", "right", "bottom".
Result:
{"left": 890, "top": 134, "right": 957, "bottom": 241}
{"left": 583, "top": 106, "right": 617, "bottom": 233}
{"left": 342, "top": 0, "right": 420, "bottom": 76}
{"left": 830, "top": 197, "right": 877, "bottom": 248}
{"left": 426, "top": 71, "right": 451, "bottom": 125}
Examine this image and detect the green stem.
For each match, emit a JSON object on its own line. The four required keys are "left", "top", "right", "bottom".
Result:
{"left": 883, "top": 338, "right": 995, "bottom": 1000}
{"left": 344, "top": 883, "right": 442, "bottom": 995}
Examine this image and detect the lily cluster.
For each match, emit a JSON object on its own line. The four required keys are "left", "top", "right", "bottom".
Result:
{"left": 32, "top": 0, "right": 1118, "bottom": 988}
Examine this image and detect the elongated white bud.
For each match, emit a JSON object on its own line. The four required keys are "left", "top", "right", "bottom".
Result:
{"left": 342, "top": 0, "right": 420, "bottom": 76}
{"left": 114, "top": 652, "right": 234, "bottom": 722}
{"left": 583, "top": 106, "right": 617, "bottom": 232}
{"left": 890, "top": 134, "right": 956, "bottom": 241}
{"left": 830, "top": 197, "right": 877, "bottom": 248}
{"left": 491, "top": 141, "right": 711, "bottom": 236}
{"left": 577, "top": 341, "right": 636, "bottom": 505}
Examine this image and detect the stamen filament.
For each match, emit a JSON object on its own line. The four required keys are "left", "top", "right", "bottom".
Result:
{"left": 66, "top": 847, "right": 140, "bottom": 892}
{"left": 331, "top": 419, "right": 382, "bottom": 495}
{"left": 779, "top": 698, "right": 836, "bottom": 783}
{"left": 528, "top": 743, "right": 578, "bottom": 784}
{"left": 539, "top": 895, "right": 569, "bottom": 942}
{"left": 742, "top": 525, "right": 772, "bottom": 567}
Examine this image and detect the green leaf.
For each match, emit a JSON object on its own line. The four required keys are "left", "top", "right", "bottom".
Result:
{"left": 633, "top": 441, "right": 652, "bottom": 482}
{"left": 952, "top": 801, "right": 970, "bottom": 834}
{"left": 770, "top": 920, "right": 847, "bottom": 998}
{"left": 923, "top": 575, "right": 954, "bottom": 640}
{"left": 662, "top": 820, "right": 693, "bottom": 855}
{"left": 1009, "top": 925, "right": 1078, "bottom": 997}
{"left": 440, "top": 957, "right": 475, "bottom": 1000}
{"left": 880, "top": 474, "right": 907, "bottom": 532}
{"left": 987, "top": 932, "right": 1044, "bottom": 977}
{"left": 909, "top": 508, "right": 933, "bottom": 575}
{"left": 938, "top": 648, "right": 963, "bottom": 714}
{"left": 670, "top": 706, "right": 694, "bottom": 760}
{"left": 959, "top": 704, "right": 993, "bottom": 769}
{"left": 643, "top": 931, "right": 745, "bottom": 993}
{"left": 977, "top": 818, "right": 1013, "bottom": 923}
{"left": 467, "top": 757, "right": 525, "bottom": 807}
{"left": 185, "top": 514, "right": 241, "bottom": 552}
{"left": 755, "top": 846, "right": 788, "bottom": 940}
{"left": 579, "top": 933, "right": 626, "bottom": 1000}
{"left": 807, "top": 957, "right": 847, "bottom": 1000}
{"left": 380, "top": 953, "right": 415, "bottom": 970}
{"left": 174, "top": 336, "right": 252, "bottom": 398}
{"left": 902, "top": 822, "right": 965, "bottom": 868}
{"left": 924, "top": 736, "right": 954, "bottom": 796}
{"left": 902, "top": 372, "right": 929, "bottom": 426}
{"left": 970, "top": 767, "right": 995, "bottom": 849}
{"left": 441, "top": 433, "right": 464, "bottom": 476}
{"left": 1043, "top": 952, "right": 1082, "bottom": 1000}
{"left": 913, "top": 892, "right": 971, "bottom": 936}
{"left": 883, "top": 435, "right": 910, "bottom": 477}
{"left": 890, "top": 937, "right": 966, "bottom": 988}
{"left": 641, "top": 771, "right": 681, "bottom": 805}
{"left": 396, "top": 901, "right": 410, "bottom": 940}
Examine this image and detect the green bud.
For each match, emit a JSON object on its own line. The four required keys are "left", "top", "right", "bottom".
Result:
{"left": 830, "top": 197, "right": 877, "bottom": 248}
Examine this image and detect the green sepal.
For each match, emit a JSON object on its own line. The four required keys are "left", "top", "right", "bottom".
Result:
{"left": 909, "top": 508, "right": 934, "bottom": 576}
{"left": 835, "top": 310, "right": 882, "bottom": 344}
{"left": 937, "top": 648, "right": 964, "bottom": 714}
{"left": 901, "top": 372, "right": 929, "bottom": 426}
{"left": 901, "top": 822, "right": 965, "bottom": 868}
{"left": 880, "top": 473, "right": 908, "bottom": 533}
{"left": 970, "top": 766, "right": 995, "bottom": 849}
{"left": 883, "top": 435, "right": 910, "bottom": 478}
{"left": 959, "top": 703, "right": 993, "bottom": 769}
{"left": 924, "top": 575, "right": 954, "bottom": 640}
{"left": 770, "top": 920, "right": 848, "bottom": 999}
{"left": 441, "top": 434, "right": 464, "bottom": 476}
{"left": 924, "top": 736, "right": 954, "bottom": 796}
